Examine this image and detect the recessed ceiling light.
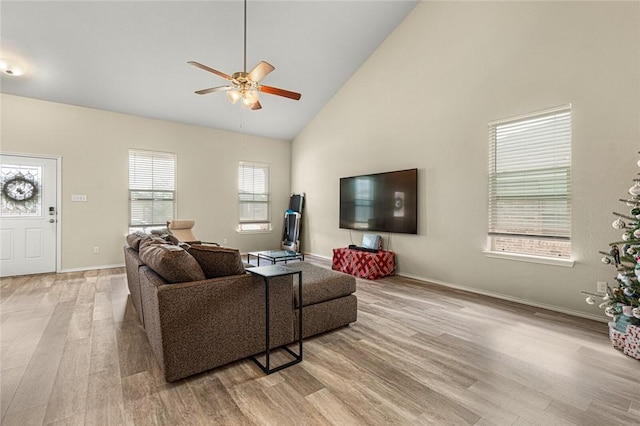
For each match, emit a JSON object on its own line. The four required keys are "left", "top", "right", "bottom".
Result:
{"left": 0, "top": 58, "right": 26, "bottom": 76}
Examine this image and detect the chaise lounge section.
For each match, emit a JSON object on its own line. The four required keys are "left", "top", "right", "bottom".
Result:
{"left": 284, "top": 262, "right": 357, "bottom": 339}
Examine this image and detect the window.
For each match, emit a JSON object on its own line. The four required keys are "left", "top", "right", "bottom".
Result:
{"left": 128, "top": 149, "right": 176, "bottom": 232}
{"left": 238, "top": 161, "right": 271, "bottom": 232}
{"left": 487, "top": 105, "right": 571, "bottom": 259}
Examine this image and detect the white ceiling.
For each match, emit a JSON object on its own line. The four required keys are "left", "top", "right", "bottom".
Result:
{"left": 1, "top": 1, "right": 418, "bottom": 141}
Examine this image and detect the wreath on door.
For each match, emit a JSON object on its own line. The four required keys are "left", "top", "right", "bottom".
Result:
{"left": 1, "top": 171, "right": 40, "bottom": 215}
{"left": 3, "top": 173, "right": 38, "bottom": 202}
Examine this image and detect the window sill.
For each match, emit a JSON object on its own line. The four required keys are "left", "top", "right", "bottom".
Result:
{"left": 483, "top": 250, "right": 574, "bottom": 268}
{"left": 237, "top": 229, "right": 272, "bottom": 235}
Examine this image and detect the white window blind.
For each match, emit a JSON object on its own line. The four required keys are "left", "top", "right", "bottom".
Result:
{"left": 488, "top": 105, "right": 571, "bottom": 258}
{"left": 238, "top": 161, "right": 270, "bottom": 231}
{"left": 129, "top": 149, "right": 176, "bottom": 228}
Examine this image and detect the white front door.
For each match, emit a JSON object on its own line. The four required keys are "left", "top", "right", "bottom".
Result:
{"left": 0, "top": 154, "right": 58, "bottom": 277}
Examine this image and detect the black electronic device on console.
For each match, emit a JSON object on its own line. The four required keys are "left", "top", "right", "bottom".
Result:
{"left": 347, "top": 244, "right": 378, "bottom": 253}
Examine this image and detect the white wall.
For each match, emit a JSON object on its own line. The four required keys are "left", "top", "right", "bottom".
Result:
{"left": 292, "top": 1, "right": 640, "bottom": 318}
{"left": 1, "top": 94, "right": 291, "bottom": 270}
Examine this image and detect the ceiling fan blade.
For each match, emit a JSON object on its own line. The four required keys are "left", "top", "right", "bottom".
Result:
{"left": 259, "top": 85, "right": 302, "bottom": 101}
{"left": 251, "top": 101, "right": 262, "bottom": 110}
{"left": 187, "top": 61, "right": 232, "bottom": 80}
{"left": 248, "top": 61, "right": 275, "bottom": 83}
{"left": 195, "top": 86, "right": 232, "bottom": 95}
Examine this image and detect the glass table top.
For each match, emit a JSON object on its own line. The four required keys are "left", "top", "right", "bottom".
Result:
{"left": 250, "top": 250, "right": 302, "bottom": 259}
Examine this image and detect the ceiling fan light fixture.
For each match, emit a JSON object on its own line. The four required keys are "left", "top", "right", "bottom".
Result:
{"left": 242, "top": 89, "right": 259, "bottom": 106}
{"left": 227, "top": 89, "right": 241, "bottom": 104}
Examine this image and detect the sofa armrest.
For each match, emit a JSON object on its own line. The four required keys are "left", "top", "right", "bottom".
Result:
{"left": 123, "top": 246, "right": 145, "bottom": 327}
{"left": 139, "top": 267, "right": 293, "bottom": 381}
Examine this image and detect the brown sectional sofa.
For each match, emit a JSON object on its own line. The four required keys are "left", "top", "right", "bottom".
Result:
{"left": 123, "top": 234, "right": 357, "bottom": 381}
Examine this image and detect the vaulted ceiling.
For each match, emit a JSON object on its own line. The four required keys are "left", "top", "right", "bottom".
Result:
{"left": 1, "top": 1, "right": 418, "bottom": 140}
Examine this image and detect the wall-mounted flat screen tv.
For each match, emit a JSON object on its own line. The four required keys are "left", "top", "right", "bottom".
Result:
{"left": 340, "top": 168, "right": 418, "bottom": 235}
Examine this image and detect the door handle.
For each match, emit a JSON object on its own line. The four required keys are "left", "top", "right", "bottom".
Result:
{"left": 49, "top": 219, "right": 55, "bottom": 223}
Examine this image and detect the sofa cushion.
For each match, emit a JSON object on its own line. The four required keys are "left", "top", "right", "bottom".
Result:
{"left": 126, "top": 231, "right": 148, "bottom": 251}
{"left": 139, "top": 242, "right": 206, "bottom": 284}
{"left": 187, "top": 245, "right": 245, "bottom": 278}
{"left": 285, "top": 262, "right": 356, "bottom": 307}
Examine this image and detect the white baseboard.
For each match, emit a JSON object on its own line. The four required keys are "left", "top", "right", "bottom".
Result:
{"left": 397, "top": 271, "right": 607, "bottom": 323}
{"left": 303, "top": 251, "right": 606, "bottom": 323}
{"left": 303, "top": 252, "right": 331, "bottom": 261}
{"left": 59, "top": 263, "right": 125, "bottom": 273}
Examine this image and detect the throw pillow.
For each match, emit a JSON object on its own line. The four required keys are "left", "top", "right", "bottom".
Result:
{"left": 150, "top": 227, "right": 170, "bottom": 237}
{"left": 139, "top": 243, "right": 206, "bottom": 284}
{"left": 138, "top": 234, "right": 169, "bottom": 250}
{"left": 150, "top": 227, "right": 180, "bottom": 245}
{"left": 164, "top": 234, "right": 180, "bottom": 245}
{"left": 187, "top": 245, "right": 245, "bottom": 278}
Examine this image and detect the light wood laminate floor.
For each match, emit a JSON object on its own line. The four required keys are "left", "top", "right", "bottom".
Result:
{"left": 1, "top": 258, "right": 639, "bottom": 425}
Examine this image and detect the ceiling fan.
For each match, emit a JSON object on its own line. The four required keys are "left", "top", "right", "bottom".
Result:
{"left": 188, "top": 0, "right": 301, "bottom": 110}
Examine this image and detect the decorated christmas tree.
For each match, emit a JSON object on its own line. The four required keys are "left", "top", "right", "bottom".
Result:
{"left": 585, "top": 151, "right": 640, "bottom": 342}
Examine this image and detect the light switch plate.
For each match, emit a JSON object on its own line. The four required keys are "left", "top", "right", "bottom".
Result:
{"left": 71, "top": 194, "right": 87, "bottom": 202}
